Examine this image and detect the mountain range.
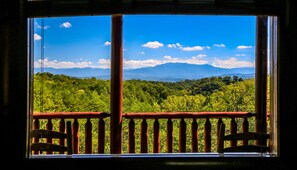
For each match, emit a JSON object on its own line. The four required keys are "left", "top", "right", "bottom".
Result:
{"left": 34, "top": 63, "right": 255, "bottom": 82}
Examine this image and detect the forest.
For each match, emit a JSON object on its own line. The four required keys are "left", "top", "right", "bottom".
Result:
{"left": 33, "top": 72, "right": 263, "bottom": 153}
{"left": 34, "top": 72, "right": 256, "bottom": 113}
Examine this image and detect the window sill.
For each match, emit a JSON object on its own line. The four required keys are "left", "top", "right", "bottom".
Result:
{"left": 29, "top": 152, "right": 276, "bottom": 159}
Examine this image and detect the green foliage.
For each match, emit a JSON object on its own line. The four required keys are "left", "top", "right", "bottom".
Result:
{"left": 160, "top": 95, "right": 206, "bottom": 111}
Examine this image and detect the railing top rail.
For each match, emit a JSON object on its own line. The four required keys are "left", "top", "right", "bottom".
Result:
{"left": 123, "top": 112, "right": 255, "bottom": 119}
{"left": 33, "top": 112, "right": 110, "bottom": 119}
{"left": 33, "top": 112, "right": 256, "bottom": 120}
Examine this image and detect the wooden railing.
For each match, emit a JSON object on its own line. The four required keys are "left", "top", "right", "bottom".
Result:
{"left": 32, "top": 112, "right": 110, "bottom": 154}
{"left": 32, "top": 112, "right": 256, "bottom": 154}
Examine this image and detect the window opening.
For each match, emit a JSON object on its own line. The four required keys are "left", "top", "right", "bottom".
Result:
{"left": 121, "top": 15, "right": 272, "bottom": 155}
{"left": 31, "top": 16, "right": 112, "bottom": 155}
{"left": 29, "top": 14, "right": 278, "bottom": 157}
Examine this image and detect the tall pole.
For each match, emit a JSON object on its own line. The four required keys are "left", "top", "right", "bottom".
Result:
{"left": 110, "top": 14, "right": 123, "bottom": 154}
{"left": 255, "top": 16, "right": 268, "bottom": 143}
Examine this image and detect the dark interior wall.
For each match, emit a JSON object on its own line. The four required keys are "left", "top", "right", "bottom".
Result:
{"left": 278, "top": 0, "right": 297, "bottom": 162}
{"left": 0, "top": 0, "right": 28, "bottom": 161}
{"left": 0, "top": 0, "right": 296, "bottom": 169}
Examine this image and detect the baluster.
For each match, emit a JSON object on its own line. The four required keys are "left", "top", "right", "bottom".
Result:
{"left": 167, "top": 119, "right": 173, "bottom": 153}
{"left": 59, "top": 118, "right": 65, "bottom": 154}
{"left": 217, "top": 118, "right": 223, "bottom": 147}
{"left": 141, "top": 119, "right": 148, "bottom": 153}
{"left": 230, "top": 118, "right": 237, "bottom": 147}
{"left": 191, "top": 118, "right": 198, "bottom": 152}
{"left": 33, "top": 119, "right": 40, "bottom": 155}
{"left": 98, "top": 118, "right": 105, "bottom": 154}
{"left": 128, "top": 119, "right": 135, "bottom": 153}
{"left": 33, "top": 118, "right": 40, "bottom": 130}
{"left": 242, "top": 118, "right": 249, "bottom": 145}
{"left": 179, "top": 118, "right": 186, "bottom": 152}
{"left": 85, "top": 118, "right": 92, "bottom": 154}
{"left": 153, "top": 119, "right": 160, "bottom": 153}
{"left": 204, "top": 118, "right": 211, "bottom": 152}
{"left": 46, "top": 119, "right": 53, "bottom": 154}
{"left": 73, "top": 119, "right": 79, "bottom": 154}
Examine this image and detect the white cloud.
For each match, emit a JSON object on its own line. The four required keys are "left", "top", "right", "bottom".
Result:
{"left": 98, "top": 58, "right": 162, "bottom": 69}
{"left": 142, "top": 41, "right": 164, "bottom": 48}
{"left": 140, "top": 52, "right": 145, "bottom": 55}
{"left": 167, "top": 43, "right": 182, "bottom": 48}
{"left": 213, "top": 44, "right": 226, "bottom": 48}
{"left": 104, "top": 41, "right": 111, "bottom": 46}
{"left": 37, "top": 25, "right": 50, "bottom": 29}
{"left": 37, "top": 26, "right": 50, "bottom": 29}
{"left": 236, "top": 54, "right": 246, "bottom": 57}
{"left": 168, "top": 43, "right": 210, "bottom": 51}
{"left": 34, "top": 33, "right": 42, "bottom": 40}
{"left": 98, "top": 59, "right": 111, "bottom": 69}
{"left": 167, "top": 44, "right": 174, "bottom": 48}
{"left": 212, "top": 58, "right": 255, "bottom": 68}
{"left": 163, "top": 55, "right": 179, "bottom": 62}
{"left": 98, "top": 54, "right": 208, "bottom": 69}
{"left": 34, "top": 56, "right": 253, "bottom": 70}
{"left": 35, "top": 22, "right": 50, "bottom": 29}
{"left": 237, "top": 45, "right": 252, "bottom": 49}
{"left": 124, "top": 59, "right": 163, "bottom": 69}
{"left": 60, "top": 22, "right": 72, "bottom": 28}
{"left": 163, "top": 55, "right": 208, "bottom": 65}
{"left": 181, "top": 46, "right": 204, "bottom": 51}
{"left": 34, "top": 58, "right": 94, "bottom": 69}
{"left": 196, "top": 54, "right": 207, "bottom": 58}
{"left": 163, "top": 55, "right": 172, "bottom": 60}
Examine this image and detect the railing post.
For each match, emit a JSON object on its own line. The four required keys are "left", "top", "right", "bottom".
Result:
{"left": 191, "top": 118, "right": 198, "bottom": 152}
{"left": 46, "top": 119, "right": 53, "bottom": 154}
{"left": 204, "top": 118, "right": 211, "bottom": 152}
{"left": 230, "top": 118, "right": 237, "bottom": 147}
{"left": 217, "top": 118, "right": 223, "bottom": 148}
{"left": 59, "top": 118, "right": 65, "bottom": 154}
{"left": 98, "top": 118, "right": 105, "bottom": 154}
{"left": 153, "top": 119, "right": 160, "bottom": 153}
{"left": 128, "top": 119, "right": 135, "bottom": 153}
{"left": 179, "top": 118, "right": 186, "bottom": 152}
{"left": 242, "top": 118, "right": 249, "bottom": 145}
{"left": 85, "top": 118, "right": 92, "bottom": 154}
{"left": 73, "top": 119, "right": 79, "bottom": 154}
{"left": 141, "top": 119, "right": 148, "bottom": 153}
{"left": 167, "top": 119, "right": 173, "bottom": 153}
{"left": 33, "top": 119, "right": 40, "bottom": 130}
{"left": 33, "top": 119, "right": 40, "bottom": 155}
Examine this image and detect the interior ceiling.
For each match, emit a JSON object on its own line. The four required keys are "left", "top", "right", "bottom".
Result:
{"left": 27, "top": 0, "right": 278, "bottom": 17}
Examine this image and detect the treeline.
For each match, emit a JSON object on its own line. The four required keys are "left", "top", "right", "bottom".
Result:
{"left": 34, "top": 72, "right": 255, "bottom": 113}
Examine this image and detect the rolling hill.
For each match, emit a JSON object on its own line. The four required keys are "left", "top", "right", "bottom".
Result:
{"left": 34, "top": 63, "right": 255, "bottom": 82}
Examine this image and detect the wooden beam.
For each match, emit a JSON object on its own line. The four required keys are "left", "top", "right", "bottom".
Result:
{"left": 255, "top": 16, "right": 268, "bottom": 139}
{"left": 110, "top": 14, "right": 123, "bottom": 154}
{"left": 27, "top": 0, "right": 278, "bottom": 17}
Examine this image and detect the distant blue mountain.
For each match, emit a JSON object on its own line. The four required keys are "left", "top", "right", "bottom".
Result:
{"left": 34, "top": 67, "right": 110, "bottom": 78}
{"left": 34, "top": 63, "right": 255, "bottom": 82}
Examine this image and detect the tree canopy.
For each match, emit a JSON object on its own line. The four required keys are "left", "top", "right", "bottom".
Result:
{"left": 34, "top": 72, "right": 255, "bottom": 113}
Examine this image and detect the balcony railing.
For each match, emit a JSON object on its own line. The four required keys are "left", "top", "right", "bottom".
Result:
{"left": 32, "top": 112, "right": 256, "bottom": 154}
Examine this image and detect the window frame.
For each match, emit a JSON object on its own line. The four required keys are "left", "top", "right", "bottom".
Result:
{"left": 28, "top": 14, "right": 277, "bottom": 157}
{"left": 27, "top": 0, "right": 277, "bottom": 157}
{"left": 2, "top": 0, "right": 289, "bottom": 169}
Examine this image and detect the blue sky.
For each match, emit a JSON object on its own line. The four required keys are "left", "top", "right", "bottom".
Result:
{"left": 34, "top": 15, "right": 256, "bottom": 69}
